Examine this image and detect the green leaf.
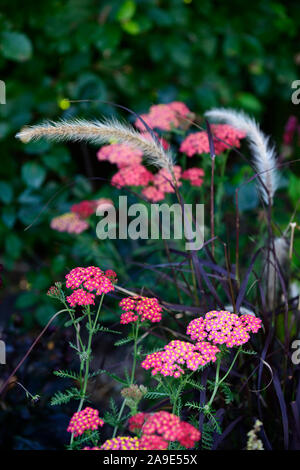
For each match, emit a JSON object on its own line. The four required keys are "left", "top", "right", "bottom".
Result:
{"left": 122, "top": 20, "right": 140, "bottom": 35}
{"left": 21, "top": 162, "right": 46, "bottom": 188}
{"left": 116, "top": 0, "right": 136, "bottom": 22}
{"left": 1, "top": 32, "right": 32, "bottom": 61}
{"left": 50, "top": 387, "right": 81, "bottom": 406}
{"left": 98, "top": 369, "right": 128, "bottom": 385}
{"left": 35, "top": 303, "right": 56, "bottom": 327}
{"left": 236, "top": 92, "right": 262, "bottom": 113}
{"left": 53, "top": 369, "right": 80, "bottom": 380}
{"left": 2, "top": 206, "right": 16, "bottom": 228}
{"left": 15, "top": 292, "right": 37, "bottom": 309}
{"left": 5, "top": 233, "right": 22, "bottom": 259}
{"left": 0, "top": 181, "right": 13, "bottom": 203}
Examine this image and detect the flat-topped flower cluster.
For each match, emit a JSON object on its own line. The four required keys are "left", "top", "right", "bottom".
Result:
{"left": 142, "top": 310, "right": 262, "bottom": 377}
{"left": 81, "top": 410, "right": 201, "bottom": 450}
{"left": 187, "top": 310, "right": 262, "bottom": 348}
{"left": 119, "top": 296, "right": 163, "bottom": 324}
{"left": 67, "top": 407, "right": 104, "bottom": 437}
{"left": 65, "top": 266, "right": 117, "bottom": 307}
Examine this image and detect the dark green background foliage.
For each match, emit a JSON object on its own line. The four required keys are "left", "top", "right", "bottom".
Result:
{"left": 0, "top": 0, "right": 300, "bottom": 325}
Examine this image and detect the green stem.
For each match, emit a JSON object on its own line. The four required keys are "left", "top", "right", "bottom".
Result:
{"left": 112, "top": 319, "right": 140, "bottom": 438}
{"left": 207, "top": 347, "right": 241, "bottom": 408}
{"left": 70, "top": 296, "right": 104, "bottom": 447}
{"left": 130, "top": 320, "right": 140, "bottom": 384}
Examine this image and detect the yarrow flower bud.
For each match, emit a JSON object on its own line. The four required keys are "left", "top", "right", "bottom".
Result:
{"left": 67, "top": 407, "right": 104, "bottom": 437}
{"left": 47, "top": 282, "right": 63, "bottom": 300}
{"left": 119, "top": 296, "right": 162, "bottom": 324}
{"left": 100, "top": 436, "right": 140, "bottom": 450}
{"left": 121, "top": 384, "right": 147, "bottom": 402}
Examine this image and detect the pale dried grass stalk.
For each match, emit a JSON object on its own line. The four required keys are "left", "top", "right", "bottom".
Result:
{"left": 205, "top": 108, "right": 278, "bottom": 205}
{"left": 16, "top": 118, "right": 174, "bottom": 172}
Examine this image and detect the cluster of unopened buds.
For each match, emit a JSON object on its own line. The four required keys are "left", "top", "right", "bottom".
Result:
{"left": 65, "top": 266, "right": 117, "bottom": 307}
{"left": 119, "top": 296, "right": 162, "bottom": 324}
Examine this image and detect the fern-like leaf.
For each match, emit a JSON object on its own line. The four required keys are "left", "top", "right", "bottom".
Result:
{"left": 50, "top": 387, "right": 81, "bottom": 406}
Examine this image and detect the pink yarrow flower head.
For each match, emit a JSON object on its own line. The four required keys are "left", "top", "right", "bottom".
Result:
{"left": 142, "top": 185, "right": 165, "bottom": 202}
{"left": 97, "top": 143, "right": 143, "bottom": 168}
{"left": 140, "top": 434, "right": 168, "bottom": 450}
{"left": 186, "top": 310, "right": 262, "bottom": 348}
{"left": 129, "top": 411, "right": 201, "bottom": 449}
{"left": 119, "top": 296, "right": 162, "bottom": 324}
{"left": 66, "top": 288, "right": 96, "bottom": 307}
{"left": 65, "top": 266, "right": 115, "bottom": 306}
{"left": 111, "top": 164, "right": 154, "bottom": 188}
{"left": 141, "top": 165, "right": 182, "bottom": 202}
{"left": 82, "top": 447, "right": 101, "bottom": 450}
{"left": 50, "top": 212, "right": 89, "bottom": 234}
{"left": 141, "top": 339, "right": 219, "bottom": 377}
{"left": 100, "top": 436, "right": 140, "bottom": 450}
{"left": 153, "top": 165, "right": 182, "bottom": 193}
{"left": 67, "top": 407, "right": 104, "bottom": 437}
{"left": 180, "top": 124, "right": 246, "bottom": 157}
{"left": 182, "top": 167, "right": 204, "bottom": 186}
{"left": 95, "top": 198, "right": 114, "bottom": 213}
{"left": 135, "top": 101, "right": 192, "bottom": 132}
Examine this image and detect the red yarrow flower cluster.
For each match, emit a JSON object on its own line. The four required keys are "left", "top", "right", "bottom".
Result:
{"left": 129, "top": 411, "right": 201, "bottom": 449}
{"left": 141, "top": 340, "right": 219, "bottom": 377}
{"left": 180, "top": 124, "right": 245, "bottom": 156}
{"left": 67, "top": 407, "right": 104, "bottom": 437}
{"left": 97, "top": 143, "right": 143, "bottom": 168}
{"left": 65, "top": 266, "right": 115, "bottom": 307}
{"left": 119, "top": 296, "right": 162, "bottom": 324}
{"left": 135, "top": 102, "right": 192, "bottom": 132}
{"left": 71, "top": 198, "right": 113, "bottom": 219}
{"left": 111, "top": 164, "right": 154, "bottom": 188}
{"left": 283, "top": 115, "right": 298, "bottom": 145}
{"left": 187, "top": 310, "right": 262, "bottom": 348}
{"left": 71, "top": 200, "right": 96, "bottom": 218}
{"left": 182, "top": 167, "right": 204, "bottom": 186}
{"left": 100, "top": 437, "right": 140, "bottom": 450}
